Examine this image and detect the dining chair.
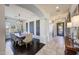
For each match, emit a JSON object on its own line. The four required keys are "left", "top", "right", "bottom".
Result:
{"left": 11, "top": 34, "right": 18, "bottom": 46}
{"left": 23, "top": 33, "right": 32, "bottom": 48}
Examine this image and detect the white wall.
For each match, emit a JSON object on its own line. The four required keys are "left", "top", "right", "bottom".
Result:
{"left": 5, "top": 5, "right": 38, "bottom": 20}
{"left": 71, "top": 15, "right": 79, "bottom": 27}
{"left": 70, "top": 4, "right": 79, "bottom": 27}
{"left": 70, "top": 4, "right": 78, "bottom": 16}
{"left": 0, "top": 5, "right": 5, "bottom": 54}
{"left": 23, "top": 17, "right": 49, "bottom": 44}
{"left": 23, "top": 18, "right": 39, "bottom": 38}
{"left": 40, "top": 18, "right": 49, "bottom": 43}
{"left": 49, "top": 13, "right": 68, "bottom": 37}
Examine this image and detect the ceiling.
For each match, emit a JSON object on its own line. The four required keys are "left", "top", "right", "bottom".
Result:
{"left": 5, "top": 4, "right": 39, "bottom": 21}
{"left": 5, "top": 4, "right": 72, "bottom": 21}
{"left": 17, "top": 4, "right": 44, "bottom": 17}
{"left": 36, "top": 4, "right": 72, "bottom": 16}
{"left": 18, "top": 4, "right": 72, "bottom": 17}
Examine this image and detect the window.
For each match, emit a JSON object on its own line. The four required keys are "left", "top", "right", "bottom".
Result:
{"left": 26, "top": 23, "right": 28, "bottom": 32}
{"left": 36, "top": 20, "right": 40, "bottom": 36}
{"left": 29, "top": 21, "right": 34, "bottom": 34}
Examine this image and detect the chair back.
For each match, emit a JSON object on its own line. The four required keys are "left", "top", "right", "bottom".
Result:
{"left": 24, "top": 33, "right": 32, "bottom": 43}
{"left": 11, "top": 33, "right": 17, "bottom": 42}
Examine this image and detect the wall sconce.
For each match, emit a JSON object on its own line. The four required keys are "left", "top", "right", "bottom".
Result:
{"left": 67, "top": 22, "right": 72, "bottom": 28}
{"left": 71, "top": 15, "right": 79, "bottom": 27}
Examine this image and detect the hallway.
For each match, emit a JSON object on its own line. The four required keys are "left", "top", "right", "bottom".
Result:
{"left": 36, "top": 36, "right": 65, "bottom": 55}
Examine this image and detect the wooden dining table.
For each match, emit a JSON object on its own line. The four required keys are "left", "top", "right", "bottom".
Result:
{"left": 14, "top": 33, "right": 26, "bottom": 40}
{"left": 13, "top": 32, "right": 26, "bottom": 46}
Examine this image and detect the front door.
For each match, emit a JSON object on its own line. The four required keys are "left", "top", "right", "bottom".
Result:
{"left": 57, "top": 22, "right": 64, "bottom": 36}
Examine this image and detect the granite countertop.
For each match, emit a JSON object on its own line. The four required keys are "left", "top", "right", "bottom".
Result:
{"left": 36, "top": 36, "right": 65, "bottom": 55}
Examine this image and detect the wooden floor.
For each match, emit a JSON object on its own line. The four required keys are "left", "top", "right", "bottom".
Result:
{"left": 36, "top": 36, "right": 65, "bottom": 55}
{"left": 6, "top": 36, "right": 79, "bottom": 55}
{"left": 36, "top": 36, "right": 79, "bottom": 55}
{"left": 6, "top": 38, "right": 45, "bottom": 55}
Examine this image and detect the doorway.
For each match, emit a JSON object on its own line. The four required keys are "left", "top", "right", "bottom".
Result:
{"left": 57, "top": 22, "right": 64, "bottom": 36}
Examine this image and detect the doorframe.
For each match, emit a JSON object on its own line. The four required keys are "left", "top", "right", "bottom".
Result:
{"left": 57, "top": 22, "right": 64, "bottom": 36}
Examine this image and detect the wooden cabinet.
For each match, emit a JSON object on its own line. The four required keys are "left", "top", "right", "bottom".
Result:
{"left": 65, "top": 36, "right": 77, "bottom": 55}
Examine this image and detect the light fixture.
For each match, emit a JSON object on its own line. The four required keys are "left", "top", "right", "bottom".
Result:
{"left": 67, "top": 22, "right": 72, "bottom": 28}
{"left": 71, "top": 15, "right": 79, "bottom": 27}
{"left": 56, "top": 6, "right": 59, "bottom": 9}
{"left": 56, "top": 6, "right": 60, "bottom": 12}
{"left": 17, "top": 13, "right": 23, "bottom": 32}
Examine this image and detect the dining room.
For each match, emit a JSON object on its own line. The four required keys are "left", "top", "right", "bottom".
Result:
{"left": 5, "top": 4, "right": 46, "bottom": 55}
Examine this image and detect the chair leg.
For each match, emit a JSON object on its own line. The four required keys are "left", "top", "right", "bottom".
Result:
{"left": 30, "top": 42, "right": 32, "bottom": 46}
{"left": 13, "top": 41, "right": 16, "bottom": 47}
{"left": 25, "top": 44, "right": 27, "bottom": 48}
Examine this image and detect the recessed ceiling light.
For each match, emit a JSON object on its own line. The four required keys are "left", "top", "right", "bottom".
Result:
{"left": 56, "top": 6, "right": 59, "bottom": 9}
